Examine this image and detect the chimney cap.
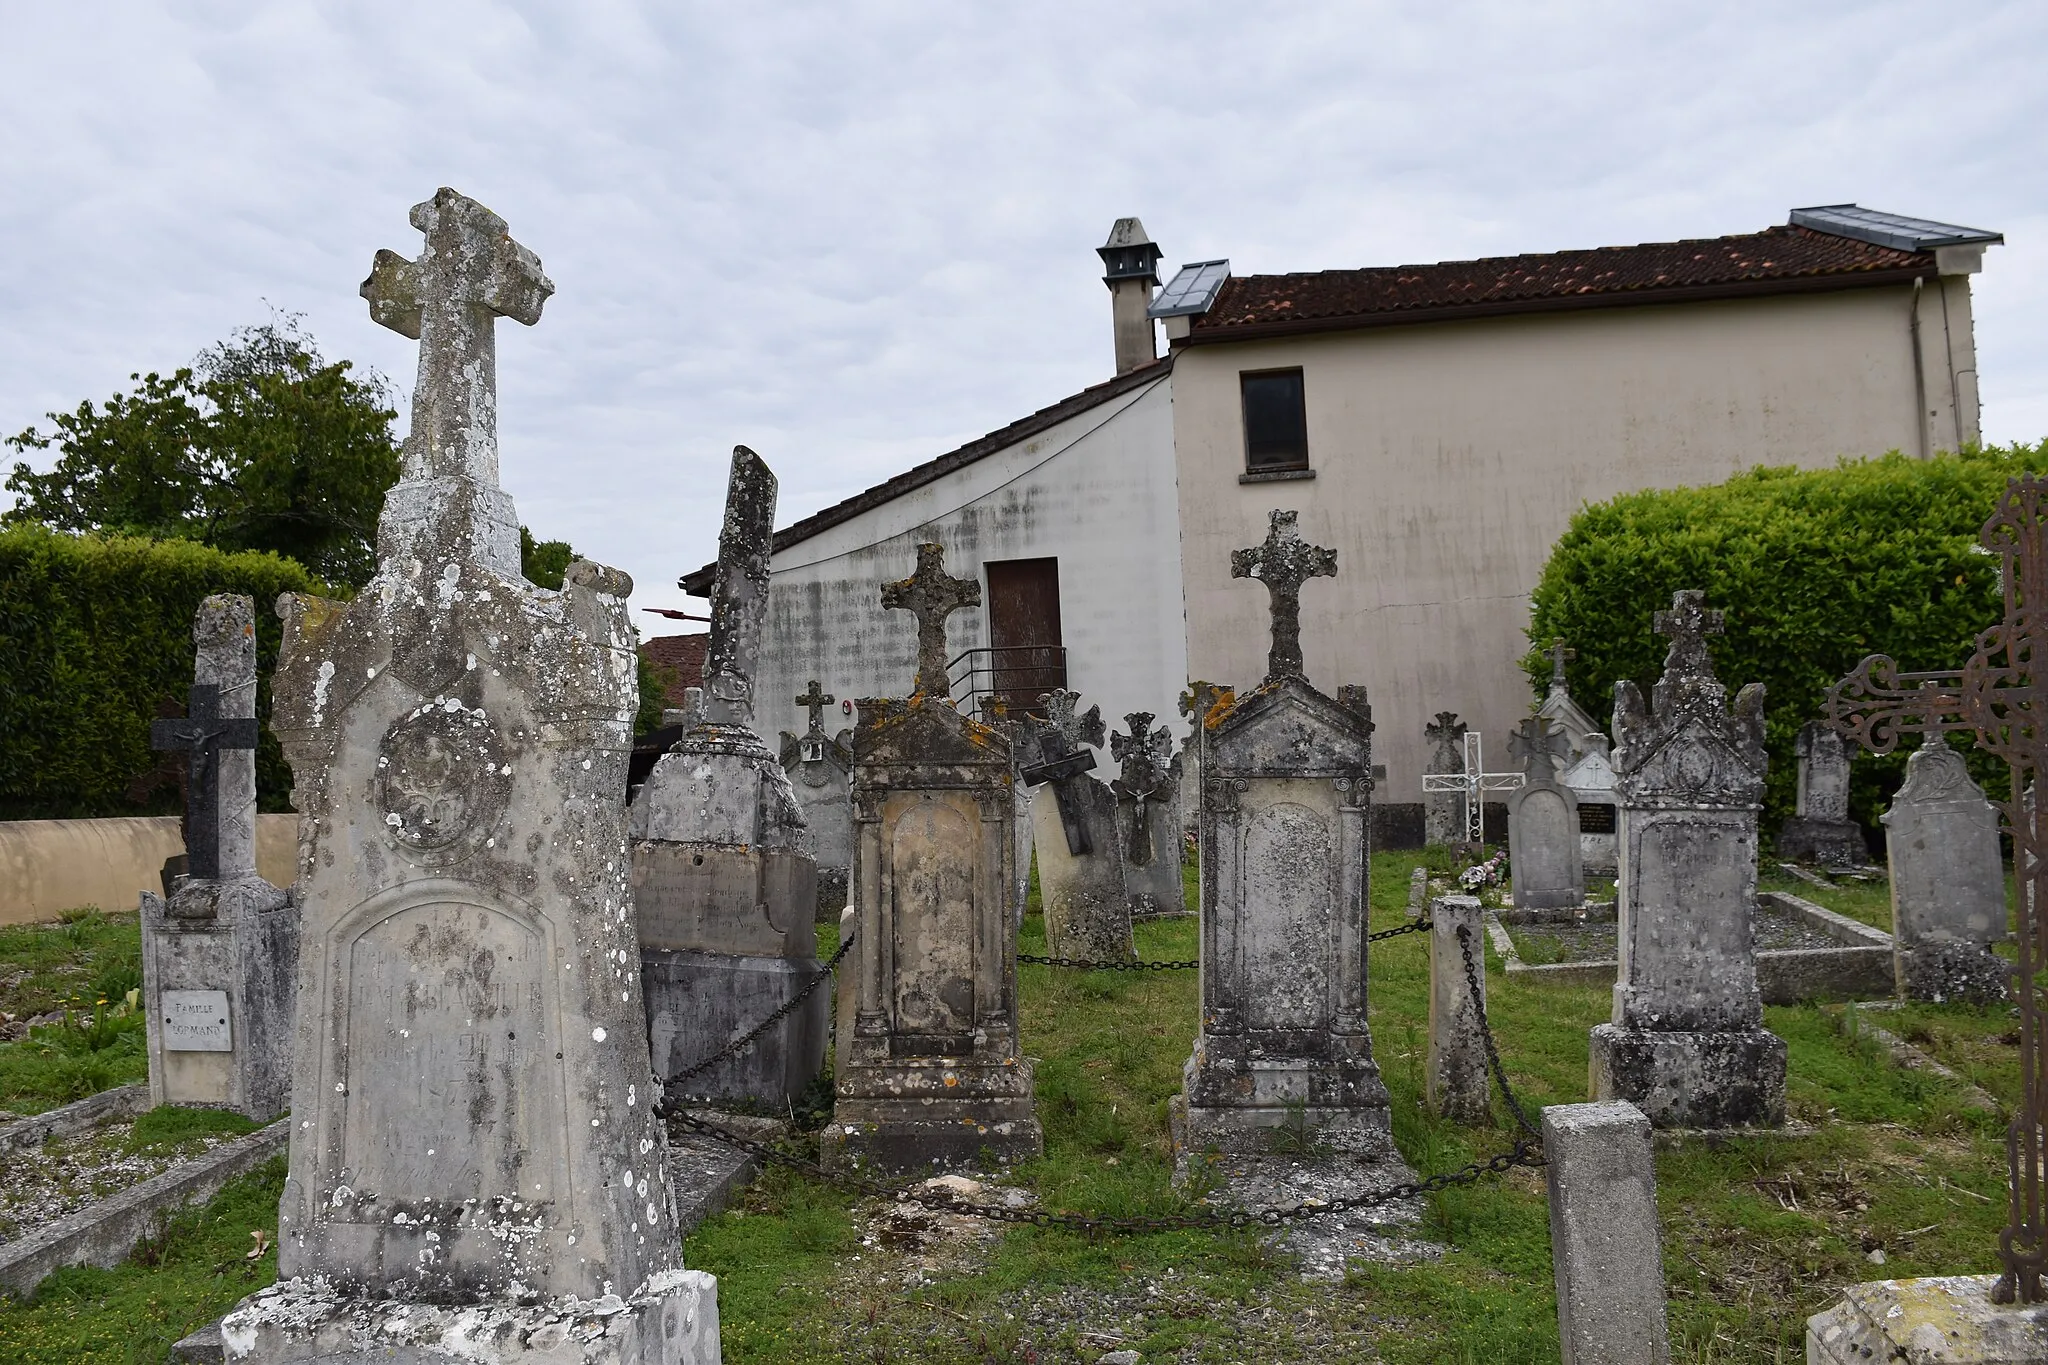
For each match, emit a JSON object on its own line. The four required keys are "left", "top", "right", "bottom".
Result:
{"left": 1098, "top": 217, "right": 1163, "bottom": 287}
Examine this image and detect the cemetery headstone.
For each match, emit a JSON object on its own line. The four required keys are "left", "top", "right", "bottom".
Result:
{"left": 226, "top": 188, "right": 717, "bottom": 1362}
{"left": 1111, "top": 711, "right": 1185, "bottom": 916}
{"left": 1535, "top": 638, "right": 1605, "bottom": 760}
{"left": 1779, "top": 720, "right": 1866, "bottom": 865}
{"left": 1021, "top": 689, "right": 1133, "bottom": 961}
{"left": 1561, "top": 734, "right": 1620, "bottom": 878}
{"left": 631, "top": 447, "right": 826, "bottom": 1106}
{"left": 140, "top": 594, "right": 298, "bottom": 1122}
{"left": 1589, "top": 590, "right": 1786, "bottom": 1129}
{"left": 1423, "top": 711, "right": 1468, "bottom": 846}
{"left": 1883, "top": 725, "right": 2008, "bottom": 1002}
{"left": 974, "top": 695, "right": 1037, "bottom": 933}
{"left": 1506, "top": 715, "right": 1584, "bottom": 912}
{"left": 1174, "top": 510, "right": 1391, "bottom": 1157}
{"left": 780, "top": 678, "right": 855, "bottom": 922}
{"left": 822, "top": 543, "right": 1041, "bottom": 1172}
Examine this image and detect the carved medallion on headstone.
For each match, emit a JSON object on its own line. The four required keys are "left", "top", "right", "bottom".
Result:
{"left": 375, "top": 699, "right": 510, "bottom": 860}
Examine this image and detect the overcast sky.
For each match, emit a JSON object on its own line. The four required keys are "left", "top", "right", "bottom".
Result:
{"left": 3, "top": 1, "right": 2043, "bottom": 627}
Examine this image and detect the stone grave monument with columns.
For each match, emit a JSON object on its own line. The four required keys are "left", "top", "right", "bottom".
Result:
{"left": 780, "top": 678, "right": 855, "bottom": 921}
{"left": 821, "top": 543, "right": 1041, "bottom": 1172}
{"left": 221, "top": 188, "right": 719, "bottom": 1363}
{"left": 631, "top": 446, "right": 826, "bottom": 1107}
{"left": 1174, "top": 510, "right": 1392, "bottom": 1158}
{"left": 1020, "top": 688, "right": 1133, "bottom": 962}
{"left": 1590, "top": 589, "right": 1785, "bottom": 1130}
{"left": 1110, "top": 711, "right": 1184, "bottom": 916}
{"left": 140, "top": 593, "right": 299, "bottom": 1122}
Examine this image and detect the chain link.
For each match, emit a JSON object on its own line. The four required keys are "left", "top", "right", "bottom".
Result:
{"left": 1019, "top": 915, "right": 1429, "bottom": 972}
{"left": 666, "top": 932, "right": 857, "bottom": 1089}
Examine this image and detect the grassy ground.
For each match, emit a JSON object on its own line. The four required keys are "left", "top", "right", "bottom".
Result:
{"left": 0, "top": 910, "right": 149, "bottom": 1116}
{"left": 0, "top": 854, "right": 2019, "bottom": 1363}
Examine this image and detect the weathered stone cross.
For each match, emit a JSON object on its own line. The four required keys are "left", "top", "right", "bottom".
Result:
{"left": 880, "top": 542, "right": 980, "bottom": 698}
{"left": 1508, "top": 714, "right": 1570, "bottom": 783}
{"left": 1546, "top": 638, "right": 1577, "bottom": 694}
{"left": 700, "top": 446, "right": 778, "bottom": 728}
{"left": 360, "top": 187, "right": 554, "bottom": 487}
{"left": 796, "top": 679, "right": 835, "bottom": 737}
{"left": 1653, "top": 590, "right": 1724, "bottom": 678}
{"left": 151, "top": 683, "right": 260, "bottom": 882}
{"left": 1020, "top": 688, "right": 1106, "bottom": 855}
{"left": 1231, "top": 509, "right": 1337, "bottom": 683}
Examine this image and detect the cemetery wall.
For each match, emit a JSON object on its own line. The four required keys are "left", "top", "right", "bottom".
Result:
{"left": 1171, "top": 284, "right": 1965, "bottom": 803}
{"left": 754, "top": 373, "right": 1183, "bottom": 745}
{"left": 0, "top": 815, "right": 297, "bottom": 926}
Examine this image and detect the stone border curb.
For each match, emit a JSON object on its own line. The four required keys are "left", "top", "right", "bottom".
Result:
{"left": 0, "top": 1083, "right": 150, "bottom": 1154}
{"left": 1839, "top": 1003, "right": 2001, "bottom": 1112}
{"left": 0, "top": 1118, "right": 288, "bottom": 1298}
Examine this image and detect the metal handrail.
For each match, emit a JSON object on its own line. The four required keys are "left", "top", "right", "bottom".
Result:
{"left": 947, "top": 644, "right": 1068, "bottom": 712}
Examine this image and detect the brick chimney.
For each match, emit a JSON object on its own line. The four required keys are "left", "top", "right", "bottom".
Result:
{"left": 1098, "top": 218, "right": 1163, "bottom": 375}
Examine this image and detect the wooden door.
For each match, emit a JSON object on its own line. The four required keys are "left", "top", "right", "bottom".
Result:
{"left": 985, "top": 558, "right": 1065, "bottom": 714}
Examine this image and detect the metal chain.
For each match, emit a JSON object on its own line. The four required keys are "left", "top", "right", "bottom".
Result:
{"left": 1018, "top": 914, "right": 1430, "bottom": 973}
{"left": 666, "top": 932, "right": 857, "bottom": 1088}
{"left": 1457, "top": 921, "right": 1543, "bottom": 1141}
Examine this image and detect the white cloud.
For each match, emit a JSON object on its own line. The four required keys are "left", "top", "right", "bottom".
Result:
{"left": 2, "top": 0, "right": 2043, "bottom": 622}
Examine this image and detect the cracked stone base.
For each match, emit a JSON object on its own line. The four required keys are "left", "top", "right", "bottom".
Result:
{"left": 819, "top": 1112, "right": 1043, "bottom": 1174}
{"left": 1167, "top": 1093, "right": 1396, "bottom": 1162}
{"left": 1902, "top": 940, "right": 2011, "bottom": 1005}
{"left": 218, "top": 1272, "right": 720, "bottom": 1364}
{"left": 1589, "top": 1023, "right": 1786, "bottom": 1129}
{"left": 1809, "top": 1275, "right": 2048, "bottom": 1363}
{"left": 1777, "top": 817, "right": 1868, "bottom": 867}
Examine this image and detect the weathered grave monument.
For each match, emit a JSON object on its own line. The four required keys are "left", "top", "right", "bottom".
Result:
{"left": 140, "top": 594, "right": 298, "bottom": 1122}
{"left": 1110, "top": 711, "right": 1184, "bottom": 916}
{"left": 1537, "top": 638, "right": 1621, "bottom": 875}
{"left": 1175, "top": 510, "right": 1391, "bottom": 1156}
{"left": 780, "top": 678, "right": 854, "bottom": 921}
{"left": 1813, "top": 475, "right": 2048, "bottom": 1350}
{"left": 223, "top": 188, "right": 718, "bottom": 1362}
{"left": 1505, "top": 715, "right": 1584, "bottom": 912}
{"left": 821, "top": 544, "right": 1041, "bottom": 1171}
{"left": 631, "top": 447, "right": 825, "bottom": 1107}
{"left": 1881, "top": 718, "right": 2007, "bottom": 1002}
{"left": 1589, "top": 590, "right": 1786, "bottom": 1130}
{"left": 1020, "top": 688, "right": 1133, "bottom": 961}
{"left": 1778, "top": 719, "right": 1867, "bottom": 865}
{"left": 1422, "top": 711, "right": 1468, "bottom": 846}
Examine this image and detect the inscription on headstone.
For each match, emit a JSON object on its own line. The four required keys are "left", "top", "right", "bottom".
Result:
{"left": 161, "top": 989, "right": 232, "bottom": 1052}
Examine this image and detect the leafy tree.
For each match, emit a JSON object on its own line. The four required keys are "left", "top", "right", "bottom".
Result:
{"left": 5, "top": 318, "right": 401, "bottom": 587}
{"left": 518, "top": 525, "right": 576, "bottom": 590}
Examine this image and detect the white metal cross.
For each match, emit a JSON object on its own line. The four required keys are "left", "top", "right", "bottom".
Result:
{"left": 1420, "top": 731, "right": 1525, "bottom": 842}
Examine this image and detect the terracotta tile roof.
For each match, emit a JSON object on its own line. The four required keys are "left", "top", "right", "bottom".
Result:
{"left": 1185, "top": 225, "right": 1933, "bottom": 342}
{"left": 638, "top": 634, "right": 706, "bottom": 706}
{"left": 679, "top": 356, "right": 1172, "bottom": 591}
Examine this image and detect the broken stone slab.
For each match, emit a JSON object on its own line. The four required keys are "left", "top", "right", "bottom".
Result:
{"left": 1544, "top": 1100, "right": 1671, "bottom": 1365}
{"left": 1808, "top": 1274, "right": 2048, "bottom": 1364}
{"left": 1173, "top": 1147, "right": 1436, "bottom": 1282}
{"left": 665, "top": 1111, "right": 787, "bottom": 1234}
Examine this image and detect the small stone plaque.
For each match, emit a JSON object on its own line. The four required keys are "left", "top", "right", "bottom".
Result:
{"left": 162, "top": 989, "right": 232, "bottom": 1052}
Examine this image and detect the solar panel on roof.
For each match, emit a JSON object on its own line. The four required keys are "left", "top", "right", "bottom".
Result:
{"left": 1789, "top": 205, "right": 2003, "bottom": 253}
{"left": 1149, "top": 259, "right": 1231, "bottom": 319}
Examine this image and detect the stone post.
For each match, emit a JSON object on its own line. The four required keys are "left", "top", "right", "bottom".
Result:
{"left": 1426, "top": 895, "right": 1490, "bottom": 1125}
{"left": 140, "top": 594, "right": 298, "bottom": 1122}
{"left": 1544, "top": 1100, "right": 1672, "bottom": 1365}
{"left": 1883, "top": 731, "right": 2009, "bottom": 1002}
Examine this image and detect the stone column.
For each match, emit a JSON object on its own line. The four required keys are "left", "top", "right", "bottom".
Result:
{"left": 140, "top": 594, "right": 298, "bottom": 1123}
{"left": 1884, "top": 732, "right": 2009, "bottom": 1002}
{"left": 1544, "top": 1100, "right": 1672, "bottom": 1365}
{"left": 1426, "top": 895, "right": 1489, "bottom": 1125}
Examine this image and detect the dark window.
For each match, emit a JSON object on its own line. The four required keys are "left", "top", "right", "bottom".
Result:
{"left": 1241, "top": 369, "right": 1308, "bottom": 471}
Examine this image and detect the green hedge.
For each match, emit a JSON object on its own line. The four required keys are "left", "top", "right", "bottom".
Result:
{"left": 1525, "top": 444, "right": 2048, "bottom": 836}
{"left": 0, "top": 526, "right": 318, "bottom": 820}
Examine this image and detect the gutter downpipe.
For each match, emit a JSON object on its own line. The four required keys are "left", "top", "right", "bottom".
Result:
{"left": 1909, "top": 278, "right": 1930, "bottom": 461}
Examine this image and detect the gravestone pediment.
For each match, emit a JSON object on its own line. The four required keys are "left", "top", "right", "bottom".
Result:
{"left": 854, "top": 697, "right": 1011, "bottom": 776}
{"left": 1208, "top": 678, "right": 1372, "bottom": 778}
{"left": 1616, "top": 715, "right": 1765, "bottom": 805}
{"left": 1561, "top": 746, "right": 1616, "bottom": 794}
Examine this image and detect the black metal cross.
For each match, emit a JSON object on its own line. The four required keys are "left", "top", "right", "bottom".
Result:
{"left": 1826, "top": 473, "right": 2048, "bottom": 1303}
{"left": 880, "top": 543, "right": 980, "bottom": 698}
{"left": 1019, "top": 688, "right": 1104, "bottom": 856}
{"left": 1231, "top": 509, "right": 1337, "bottom": 684}
{"left": 150, "top": 683, "right": 260, "bottom": 881}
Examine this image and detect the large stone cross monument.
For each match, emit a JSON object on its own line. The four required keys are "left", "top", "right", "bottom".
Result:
{"left": 1174, "top": 510, "right": 1390, "bottom": 1157}
{"left": 1590, "top": 590, "right": 1785, "bottom": 1130}
{"left": 822, "top": 543, "right": 1041, "bottom": 1172}
{"left": 631, "top": 447, "right": 825, "bottom": 1106}
{"left": 224, "top": 189, "right": 718, "bottom": 1363}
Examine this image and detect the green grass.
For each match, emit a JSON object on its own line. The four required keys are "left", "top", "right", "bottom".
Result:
{"left": 0, "top": 909, "right": 150, "bottom": 1116}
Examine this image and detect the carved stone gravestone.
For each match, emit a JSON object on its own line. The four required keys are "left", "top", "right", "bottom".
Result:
{"left": 821, "top": 544, "right": 1041, "bottom": 1172}
{"left": 1506, "top": 715, "right": 1584, "bottom": 912}
{"left": 1884, "top": 728, "right": 2008, "bottom": 1002}
{"left": 140, "top": 594, "right": 298, "bottom": 1121}
{"left": 1424, "top": 711, "right": 1468, "bottom": 847}
{"left": 632, "top": 447, "right": 826, "bottom": 1107}
{"left": 1111, "top": 712, "right": 1184, "bottom": 916}
{"left": 1779, "top": 720, "right": 1866, "bottom": 865}
{"left": 1021, "top": 689, "right": 1132, "bottom": 962}
{"left": 1561, "top": 735, "right": 1620, "bottom": 879}
{"left": 780, "top": 679, "right": 855, "bottom": 922}
{"left": 225, "top": 189, "right": 718, "bottom": 1363}
{"left": 1590, "top": 590, "right": 1785, "bottom": 1130}
{"left": 1175, "top": 510, "right": 1391, "bottom": 1156}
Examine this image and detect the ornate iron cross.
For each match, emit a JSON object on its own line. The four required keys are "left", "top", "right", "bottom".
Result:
{"left": 1232, "top": 509, "right": 1337, "bottom": 683}
{"left": 1421, "top": 730, "right": 1524, "bottom": 843}
{"left": 1019, "top": 688, "right": 1105, "bottom": 856}
{"left": 151, "top": 683, "right": 260, "bottom": 882}
{"left": 1110, "top": 712, "right": 1176, "bottom": 866}
{"left": 880, "top": 543, "right": 980, "bottom": 698}
{"left": 1826, "top": 473, "right": 2047, "bottom": 1303}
